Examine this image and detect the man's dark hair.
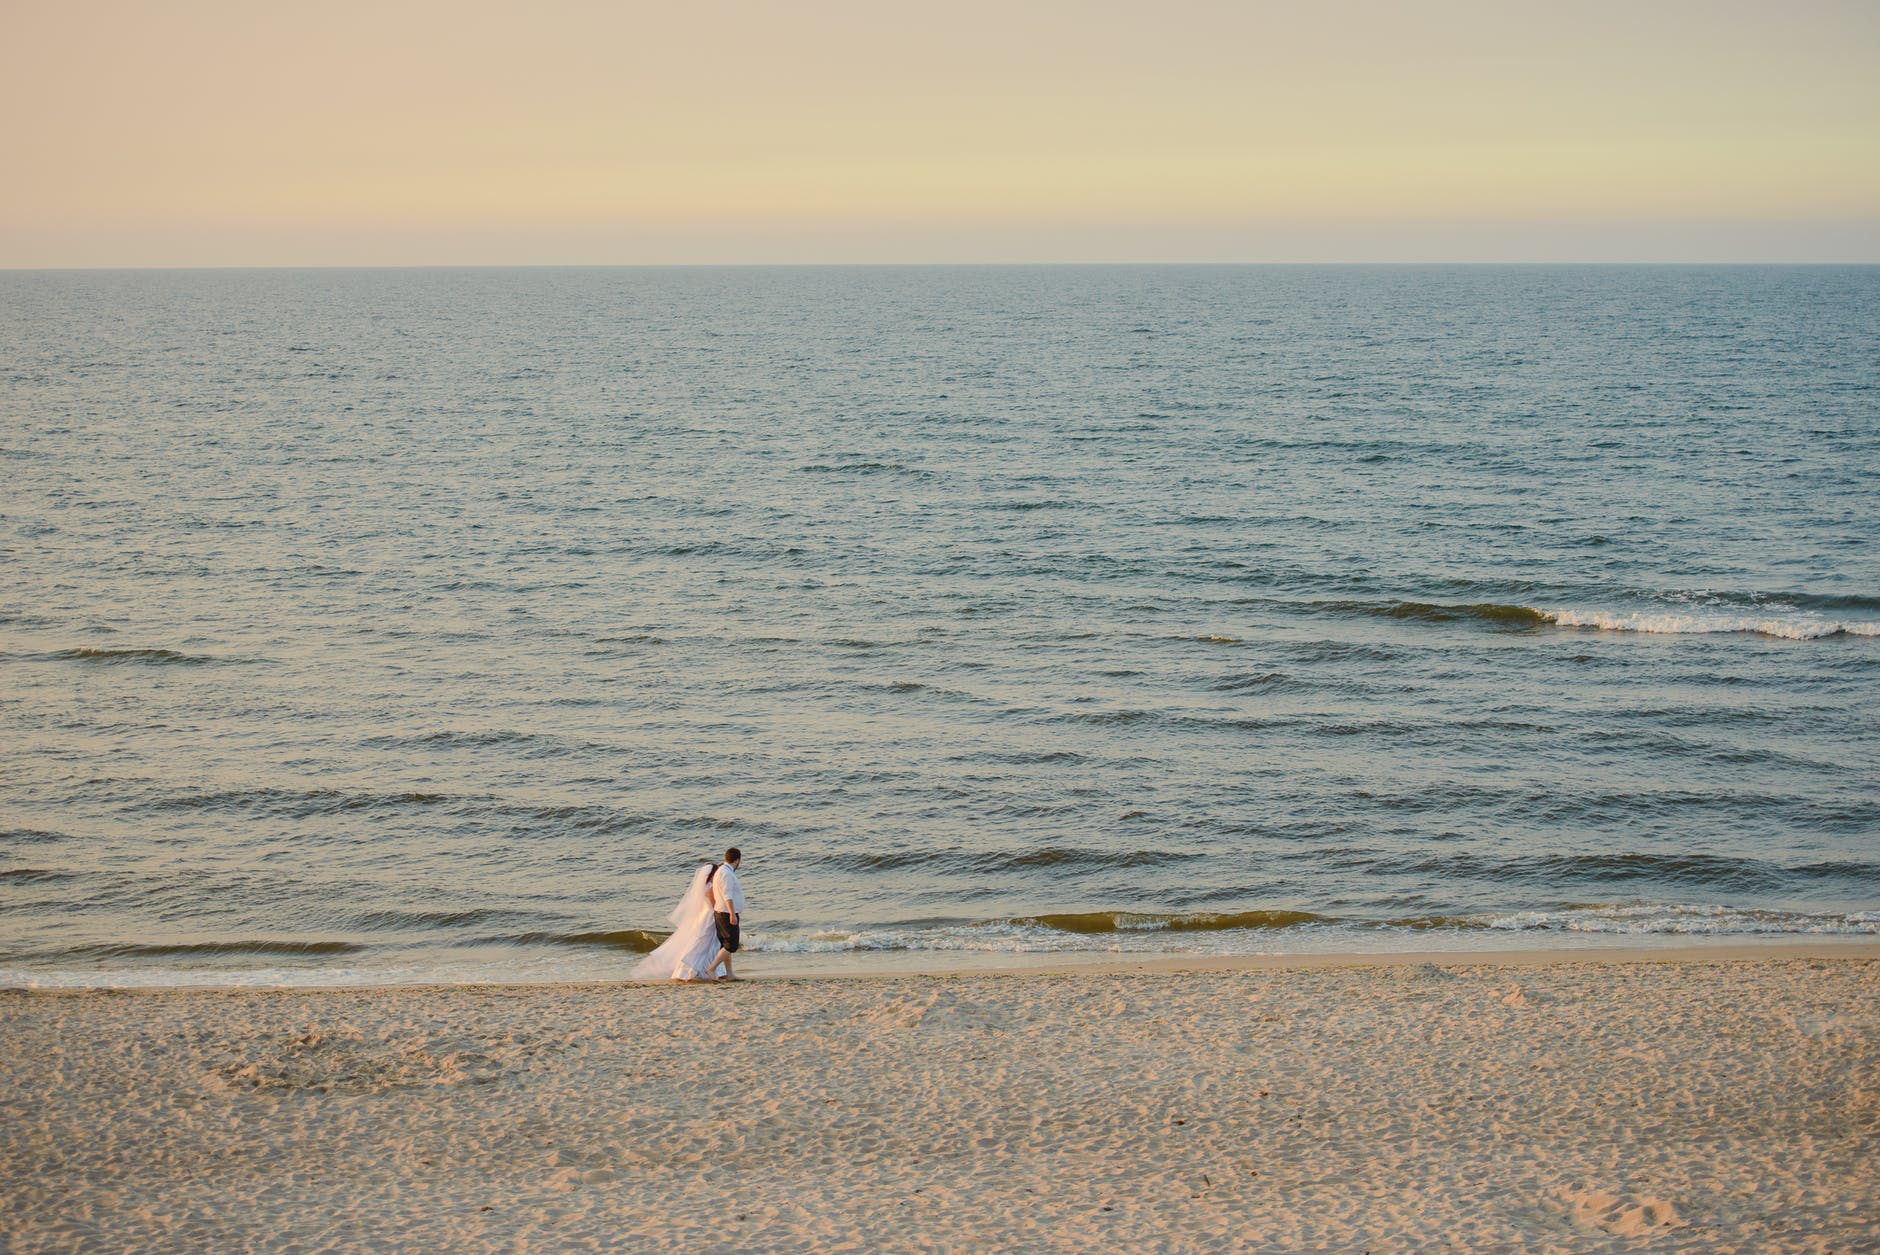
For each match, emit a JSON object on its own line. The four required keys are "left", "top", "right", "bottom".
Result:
{"left": 725, "top": 847, "right": 742, "bottom": 864}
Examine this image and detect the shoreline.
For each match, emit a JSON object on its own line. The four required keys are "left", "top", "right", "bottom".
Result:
{"left": 743, "top": 935, "right": 1880, "bottom": 982}
{"left": 10, "top": 935, "right": 1878, "bottom": 998}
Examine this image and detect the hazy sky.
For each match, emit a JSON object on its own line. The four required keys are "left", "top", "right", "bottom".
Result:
{"left": 5, "top": 0, "right": 1878, "bottom": 266}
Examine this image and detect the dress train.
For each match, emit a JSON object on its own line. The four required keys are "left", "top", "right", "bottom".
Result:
{"left": 631, "top": 864, "right": 722, "bottom": 981}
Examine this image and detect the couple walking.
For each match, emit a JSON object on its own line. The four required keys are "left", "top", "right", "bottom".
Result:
{"left": 632, "top": 847, "right": 748, "bottom": 982}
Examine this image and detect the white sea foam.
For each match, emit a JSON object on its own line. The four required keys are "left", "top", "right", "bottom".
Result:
{"left": 1542, "top": 608, "right": 1880, "bottom": 640}
{"left": 750, "top": 906, "right": 1880, "bottom": 953}
{"left": 1480, "top": 903, "right": 1880, "bottom": 935}
{"left": 0, "top": 951, "right": 634, "bottom": 991}
{"left": 748, "top": 924, "right": 1180, "bottom": 956}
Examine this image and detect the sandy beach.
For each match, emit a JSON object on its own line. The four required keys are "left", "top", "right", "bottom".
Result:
{"left": 3, "top": 947, "right": 1876, "bottom": 1253}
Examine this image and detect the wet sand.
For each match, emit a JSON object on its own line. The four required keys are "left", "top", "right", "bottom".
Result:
{"left": 3, "top": 946, "right": 1876, "bottom": 1252}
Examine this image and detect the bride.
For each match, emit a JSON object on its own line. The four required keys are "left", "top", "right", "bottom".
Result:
{"left": 631, "top": 862, "right": 723, "bottom": 981}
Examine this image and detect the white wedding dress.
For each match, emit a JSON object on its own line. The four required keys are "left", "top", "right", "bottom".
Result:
{"left": 631, "top": 864, "right": 723, "bottom": 981}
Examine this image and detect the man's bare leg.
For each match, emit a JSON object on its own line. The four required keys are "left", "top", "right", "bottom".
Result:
{"left": 710, "top": 946, "right": 735, "bottom": 980}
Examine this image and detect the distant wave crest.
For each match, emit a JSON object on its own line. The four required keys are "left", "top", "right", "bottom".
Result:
{"left": 1543, "top": 609, "right": 1880, "bottom": 640}
{"left": 1318, "top": 600, "right": 1550, "bottom": 628}
{"left": 1316, "top": 597, "right": 1879, "bottom": 640}
{"left": 74, "top": 939, "right": 366, "bottom": 959}
{"left": 27, "top": 646, "right": 250, "bottom": 666}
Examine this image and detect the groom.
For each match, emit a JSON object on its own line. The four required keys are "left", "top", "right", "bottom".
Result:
{"left": 708, "top": 847, "right": 745, "bottom": 981}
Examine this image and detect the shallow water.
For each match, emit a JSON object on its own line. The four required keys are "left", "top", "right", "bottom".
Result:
{"left": 2, "top": 265, "right": 1876, "bottom": 986}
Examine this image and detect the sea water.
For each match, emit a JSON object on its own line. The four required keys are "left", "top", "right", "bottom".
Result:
{"left": 2, "top": 265, "right": 1875, "bottom": 986}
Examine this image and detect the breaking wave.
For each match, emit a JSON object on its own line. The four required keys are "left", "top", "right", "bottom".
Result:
{"left": 1314, "top": 598, "right": 1880, "bottom": 640}
{"left": 502, "top": 929, "right": 665, "bottom": 953}
{"left": 1317, "top": 600, "right": 1551, "bottom": 628}
{"left": 1542, "top": 609, "right": 1880, "bottom": 640}
{"left": 1457, "top": 903, "right": 1880, "bottom": 936}
{"left": 743, "top": 903, "right": 1879, "bottom": 955}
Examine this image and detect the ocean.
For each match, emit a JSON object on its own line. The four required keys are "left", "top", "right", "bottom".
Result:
{"left": 2, "top": 264, "right": 1876, "bottom": 987}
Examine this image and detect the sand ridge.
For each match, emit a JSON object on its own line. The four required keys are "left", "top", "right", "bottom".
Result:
{"left": 2, "top": 954, "right": 1876, "bottom": 1252}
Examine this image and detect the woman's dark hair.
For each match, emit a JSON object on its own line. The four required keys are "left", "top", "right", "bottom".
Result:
{"left": 725, "top": 847, "right": 742, "bottom": 863}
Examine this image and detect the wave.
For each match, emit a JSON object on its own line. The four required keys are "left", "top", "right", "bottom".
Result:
{"left": 1208, "top": 671, "right": 1296, "bottom": 692}
{"left": 814, "top": 848, "right": 1205, "bottom": 874}
{"left": 74, "top": 940, "right": 367, "bottom": 960}
{"left": 947, "top": 748, "right": 1089, "bottom": 765}
{"left": 142, "top": 786, "right": 461, "bottom": 817}
{"left": 1312, "top": 598, "right": 1880, "bottom": 640}
{"left": 0, "top": 867, "right": 73, "bottom": 884}
{"left": 1052, "top": 708, "right": 1156, "bottom": 725}
{"left": 23, "top": 646, "right": 250, "bottom": 666}
{"left": 502, "top": 929, "right": 665, "bottom": 953}
{"left": 1317, "top": 600, "right": 1551, "bottom": 628}
{"left": 361, "top": 729, "right": 576, "bottom": 756}
{"left": 797, "top": 460, "right": 932, "bottom": 478}
{"left": 1010, "top": 909, "right": 1333, "bottom": 934}
{"left": 1542, "top": 609, "right": 1879, "bottom": 640}
{"left": 350, "top": 907, "right": 544, "bottom": 931}
{"left": 745, "top": 911, "right": 1337, "bottom": 955}
{"left": 0, "top": 828, "right": 72, "bottom": 845}
{"left": 746, "top": 902, "right": 1879, "bottom": 954}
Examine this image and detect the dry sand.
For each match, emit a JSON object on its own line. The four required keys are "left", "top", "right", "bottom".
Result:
{"left": 3, "top": 947, "right": 1876, "bottom": 1253}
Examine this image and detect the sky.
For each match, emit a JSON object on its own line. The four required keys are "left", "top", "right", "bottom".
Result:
{"left": 4, "top": 0, "right": 1878, "bottom": 266}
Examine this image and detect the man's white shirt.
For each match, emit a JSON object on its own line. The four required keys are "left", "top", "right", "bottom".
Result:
{"left": 710, "top": 864, "right": 745, "bottom": 915}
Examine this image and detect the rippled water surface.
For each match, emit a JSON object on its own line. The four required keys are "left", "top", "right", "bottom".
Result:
{"left": 3, "top": 265, "right": 1877, "bottom": 985}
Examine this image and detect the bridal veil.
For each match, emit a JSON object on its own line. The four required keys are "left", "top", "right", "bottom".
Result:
{"left": 631, "top": 863, "right": 721, "bottom": 981}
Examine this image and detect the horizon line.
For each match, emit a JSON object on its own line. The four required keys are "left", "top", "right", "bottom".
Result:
{"left": 7, "top": 259, "right": 1880, "bottom": 273}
